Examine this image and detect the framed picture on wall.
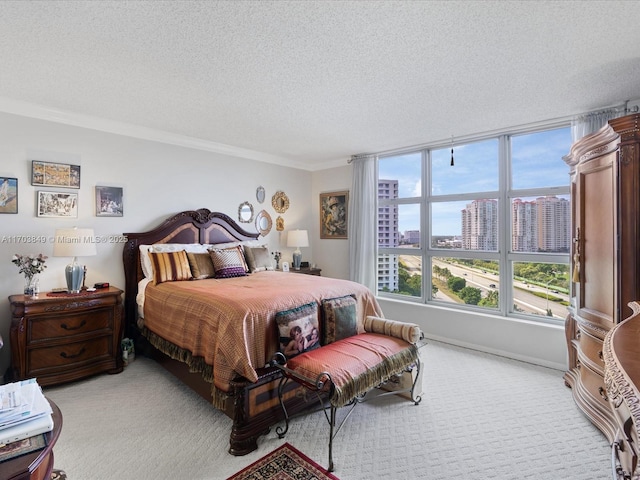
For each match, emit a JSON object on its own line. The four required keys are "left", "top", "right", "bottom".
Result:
{"left": 95, "top": 186, "right": 123, "bottom": 217}
{"left": 0, "top": 177, "right": 18, "bottom": 214}
{"left": 37, "top": 191, "right": 78, "bottom": 218}
{"left": 31, "top": 160, "right": 80, "bottom": 189}
{"left": 320, "top": 191, "right": 349, "bottom": 239}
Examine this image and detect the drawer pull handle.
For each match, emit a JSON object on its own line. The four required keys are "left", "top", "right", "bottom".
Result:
{"left": 60, "top": 348, "right": 86, "bottom": 359}
{"left": 599, "top": 386, "right": 609, "bottom": 401}
{"left": 60, "top": 320, "right": 87, "bottom": 331}
{"left": 598, "top": 350, "right": 603, "bottom": 360}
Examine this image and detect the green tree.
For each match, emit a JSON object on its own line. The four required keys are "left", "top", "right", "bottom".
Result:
{"left": 479, "top": 289, "right": 499, "bottom": 308}
{"left": 398, "top": 263, "right": 421, "bottom": 296}
{"left": 406, "top": 274, "right": 422, "bottom": 296}
{"left": 447, "top": 276, "right": 466, "bottom": 292}
{"left": 459, "top": 286, "right": 482, "bottom": 305}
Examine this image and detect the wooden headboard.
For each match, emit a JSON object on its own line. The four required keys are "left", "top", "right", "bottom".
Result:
{"left": 122, "top": 209, "right": 260, "bottom": 337}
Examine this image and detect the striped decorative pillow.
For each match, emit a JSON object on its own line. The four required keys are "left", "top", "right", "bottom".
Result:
{"left": 363, "top": 316, "right": 422, "bottom": 344}
{"left": 149, "top": 250, "right": 192, "bottom": 284}
{"left": 209, "top": 246, "right": 248, "bottom": 278}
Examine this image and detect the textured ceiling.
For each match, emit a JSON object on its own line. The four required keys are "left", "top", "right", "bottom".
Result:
{"left": 1, "top": 0, "right": 639, "bottom": 171}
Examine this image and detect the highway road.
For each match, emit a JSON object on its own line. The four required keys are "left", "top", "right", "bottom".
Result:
{"left": 400, "top": 256, "right": 568, "bottom": 319}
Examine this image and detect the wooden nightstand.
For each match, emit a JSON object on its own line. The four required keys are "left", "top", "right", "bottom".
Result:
{"left": 9, "top": 287, "right": 124, "bottom": 386}
{"left": 289, "top": 267, "right": 322, "bottom": 276}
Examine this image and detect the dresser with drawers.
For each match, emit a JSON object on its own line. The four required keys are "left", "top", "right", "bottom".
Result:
{"left": 9, "top": 287, "right": 123, "bottom": 386}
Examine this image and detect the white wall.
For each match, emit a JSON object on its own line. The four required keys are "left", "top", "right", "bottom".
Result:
{"left": 311, "top": 164, "right": 568, "bottom": 371}
{"left": 311, "top": 165, "right": 351, "bottom": 279}
{"left": 0, "top": 112, "right": 568, "bottom": 379}
{"left": 0, "top": 112, "right": 313, "bottom": 376}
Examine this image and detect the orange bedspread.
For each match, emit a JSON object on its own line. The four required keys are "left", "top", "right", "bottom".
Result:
{"left": 142, "top": 271, "right": 382, "bottom": 393}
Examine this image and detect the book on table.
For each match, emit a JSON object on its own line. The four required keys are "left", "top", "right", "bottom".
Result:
{"left": 0, "top": 379, "right": 53, "bottom": 447}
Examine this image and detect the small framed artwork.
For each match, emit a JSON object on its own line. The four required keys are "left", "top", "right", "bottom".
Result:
{"left": 320, "top": 191, "right": 349, "bottom": 239}
{"left": 282, "top": 261, "right": 290, "bottom": 272}
{"left": 95, "top": 186, "right": 123, "bottom": 217}
{"left": 0, "top": 177, "right": 18, "bottom": 214}
{"left": 37, "top": 191, "right": 78, "bottom": 218}
{"left": 31, "top": 160, "right": 80, "bottom": 189}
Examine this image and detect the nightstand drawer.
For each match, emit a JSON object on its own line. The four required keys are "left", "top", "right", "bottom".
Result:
{"left": 28, "top": 308, "right": 112, "bottom": 342}
{"left": 9, "top": 287, "right": 123, "bottom": 385}
{"left": 28, "top": 336, "right": 111, "bottom": 372}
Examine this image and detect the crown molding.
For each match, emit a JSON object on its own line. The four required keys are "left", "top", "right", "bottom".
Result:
{"left": 0, "top": 96, "right": 312, "bottom": 171}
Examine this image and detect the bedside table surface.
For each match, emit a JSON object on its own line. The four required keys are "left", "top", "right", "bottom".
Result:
{"left": 289, "top": 267, "right": 322, "bottom": 276}
{"left": 9, "top": 286, "right": 122, "bottom": 303}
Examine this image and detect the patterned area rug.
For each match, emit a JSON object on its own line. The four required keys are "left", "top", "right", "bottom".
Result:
{"left": 51, "top": 469, "right": 67, "bottom": 480}
{"left": 227, "top": 443, "right": 340, "bottom": 480}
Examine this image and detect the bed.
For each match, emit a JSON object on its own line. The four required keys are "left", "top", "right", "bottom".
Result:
{"left": 122, "top": 208, "right": 382, "bottom": 455}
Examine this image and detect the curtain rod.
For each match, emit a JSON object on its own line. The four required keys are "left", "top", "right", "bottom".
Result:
{"left": 347, "top": 153, "right": 374, "bottom": 164}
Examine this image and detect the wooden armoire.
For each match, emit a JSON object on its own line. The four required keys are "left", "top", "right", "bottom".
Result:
{"left": 563, "top": 112, "right": 640, "bottom": 442}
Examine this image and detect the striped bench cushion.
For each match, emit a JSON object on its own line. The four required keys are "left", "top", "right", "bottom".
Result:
{"left": 285, "top": 332, "right": 418, "bottom": 407}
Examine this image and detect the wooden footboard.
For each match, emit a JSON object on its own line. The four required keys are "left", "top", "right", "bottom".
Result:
{"left": 148, "top": 344, "right": 320, "bottom": 455}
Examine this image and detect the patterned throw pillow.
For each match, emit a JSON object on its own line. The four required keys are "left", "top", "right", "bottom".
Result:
{"left": 149, "top": 250, "right": 192, "bottom": 285}
{"left": 186, "top": 252, "right": 216, "bottom": 279}
{"left": 321, "top": 295, "right": 357, "bottom": 345}
{"left": 276, "top": 303, "right": 320, "bottom": 359}
{"left": 209, "top": 246, "right": 248, "bottom": 278}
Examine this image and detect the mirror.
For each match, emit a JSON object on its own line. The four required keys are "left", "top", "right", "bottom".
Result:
{"left": 238, "top": 201, "right": 254, "bottom": 223}
{"left": 256, "top": 186, "right": 265, "bottom": 204}
{"left": 255, "top": 209, "right": 272, "bottom": 236}
{"left": 272, "top": 191, "right": 290, "bottom": 213}
{"left": 276, "top": 215, "right": 284, "bottom": 231}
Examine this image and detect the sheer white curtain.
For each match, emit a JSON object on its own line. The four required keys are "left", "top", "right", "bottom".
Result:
{"left": 348, "top": 154, "right": 377, "bottom": 292}
{"left": 571, "top": 106, "right": 625, "bottom": 143}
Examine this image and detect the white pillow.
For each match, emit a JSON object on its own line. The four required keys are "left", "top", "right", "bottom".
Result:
{"left": 136, "top": 277, "right": 153, "bottom": 318}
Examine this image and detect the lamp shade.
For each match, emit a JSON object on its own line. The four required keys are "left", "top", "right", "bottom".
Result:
{"left": 53, "top": 228, "right": 97, "bottom": 293}
{"left": 53, "top": 228, "right": 97, "bottom": 257}
{"left": 287, "top": 230, "right": 309, "bottom": 248}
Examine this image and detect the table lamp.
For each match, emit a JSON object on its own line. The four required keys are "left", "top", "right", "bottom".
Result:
{"left": 287, "top": 229, "right": 309, "bottom": 270}
{"left": 53, "top": 227, "right": 97, "bottom": 293}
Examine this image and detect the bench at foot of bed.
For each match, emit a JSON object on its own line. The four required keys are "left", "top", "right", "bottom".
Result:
{"left": 270, "top": 317, "right": 424, "bottom": 472}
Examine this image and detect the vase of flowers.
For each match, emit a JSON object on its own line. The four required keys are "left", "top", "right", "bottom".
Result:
{"left": 12, "top": 254, "right": 47, "bottom": 296}
{"left": 272, "top": 251, "right": 281, "bottom": 270}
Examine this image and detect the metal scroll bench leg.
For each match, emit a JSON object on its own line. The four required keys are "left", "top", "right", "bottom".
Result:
{"left": 271, "top": 350, "right": 422, "bottom": 472}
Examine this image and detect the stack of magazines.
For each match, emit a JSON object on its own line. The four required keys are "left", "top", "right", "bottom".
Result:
{"left": 0, "top": 378, "right": 53, "bottom": 447}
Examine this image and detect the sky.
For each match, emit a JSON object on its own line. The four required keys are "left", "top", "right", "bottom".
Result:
{"left": 378, "top": 127, "right": 572, "bottom": 236}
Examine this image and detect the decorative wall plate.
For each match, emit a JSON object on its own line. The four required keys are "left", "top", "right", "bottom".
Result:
{"left": 238, "top": 201, "right": 254, "bottom": 223}
{"left": 272, "top": 191, "right": 290, "bottom": 213}
{"left": 255, "top": 209, "right": 272, "bottom": 236}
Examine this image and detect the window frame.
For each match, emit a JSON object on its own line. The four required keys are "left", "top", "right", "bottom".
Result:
{"left": 376, "top": 123, "right": 571, "bottom": 325}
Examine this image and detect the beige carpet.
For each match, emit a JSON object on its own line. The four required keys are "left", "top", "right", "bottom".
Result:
{"left": 43, "top": 340, "right": 610, "bottom": 480}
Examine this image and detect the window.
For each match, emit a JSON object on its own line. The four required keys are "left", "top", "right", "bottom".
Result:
{"left": 377, "top": 126, "right": 571, "bottom": 323}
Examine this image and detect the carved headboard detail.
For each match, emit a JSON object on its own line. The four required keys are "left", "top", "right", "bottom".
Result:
{"left": 122, "top": 209, "right": 259, "bottom": 336}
